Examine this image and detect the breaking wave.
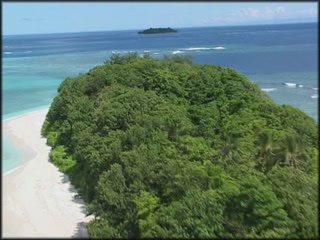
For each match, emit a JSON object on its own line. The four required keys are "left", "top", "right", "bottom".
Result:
{"left": 261, "top": 88, "right": 277, "bottom": 92}
{"left": 184, "top": 47, "right": 211, "bottom": 51}
{"left": 172, "top": 50, "right": 185, "bottom": 55}
{"left": 284, "top": 82, "right": 297, "bottom": 88}
{"left": 182, "top": 46, "right": 225, "bottom": 51}
{"left": 170, "top": 46, "right": 227, "bottom": 55}
{"left": 212, "top": 46, "right": 225, "bottom": 50}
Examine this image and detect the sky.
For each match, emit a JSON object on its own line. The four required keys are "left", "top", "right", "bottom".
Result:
{"left": 2, "top": 2, "right": 318, "bottom": 35}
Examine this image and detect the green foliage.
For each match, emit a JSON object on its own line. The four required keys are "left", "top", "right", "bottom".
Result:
{"left": 104, "top": 52, "right": 139, "bottom": 65}
{"left": 265, "top": 166, "right": 318, "bottom": 238}
{"left": 87, "top": 218, "right": 121, "bottom": 238}
{"left": 223, "top": 175, "right": 293, "bottom": 238}
{"left": 49, "top": 145, "right": 75, "bottom": 172}
{"left": 46, "top": 131, "right": 58, "bottom": 146}
{"left": 153, "top": 189, "right": 225, "bottom": 238}
{"left": 134, "top": 191, "right": 160, "bottom": 237}
{"left": 41, "top": 119, "right": 58, "bottom": 146}
{"left": 42, "top": 54, "right": 318, "bottom": 238}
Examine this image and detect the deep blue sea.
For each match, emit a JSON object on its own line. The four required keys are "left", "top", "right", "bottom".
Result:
{"left": 2, "top": 22, "right": 318, "bottom": 173}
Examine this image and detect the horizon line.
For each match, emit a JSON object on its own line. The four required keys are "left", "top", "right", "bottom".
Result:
{"left": 3, "top": 20, "right": 317, "bottom": 37}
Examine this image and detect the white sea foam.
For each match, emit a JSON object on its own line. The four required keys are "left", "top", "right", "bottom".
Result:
{"left": 262, "top": 88, "right": 277, "bottom": 92}
{"left": 212, "top": 46, "right": 225, "bottom": 50}
{"left": 312, "top": 87, "right": 318, "bottom": 90}
{"left": 172, "top": 50, "right": 185, "bottom": 55}
{"left": 182, "top": 46, "right": 225, "bottom": 51}
{"left": 311, "top": 94, "right": 318, "bottom": 99}
{"left": 153, "top": 53, "right": 160, "bottom": 55}
{"left": 298, "top": 84, "right": 303, "bottom": 88}
{"left": 284, "top": 82, "right": 297, "bottom": 88}
{"left": 143, "top": 50, "right": 150, "bottom": 53}
{"left": 111, "top": 50, "right": 127, "bottom": 54}
{"left": 24, "top": 51, "right": 32, "bottom": 53}
{"left": 4, "top": 52, "right": 12, "bottom": 55}
{"left": 3, "top": 166, "right": 22, "bottom": 176}
{"left": 184, "top": 47, "right": 211, "bottom": 51}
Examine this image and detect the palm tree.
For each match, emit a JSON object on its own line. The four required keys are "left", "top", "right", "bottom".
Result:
{"left": 277, "top": 134, "right": 309, "bottom": 170}
{"left": 255, "top": 131, "right": 276, "bottom": 173}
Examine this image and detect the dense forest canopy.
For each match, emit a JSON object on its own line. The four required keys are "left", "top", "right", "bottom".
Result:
{"left": 42, "top": 53, "right": 318, "bottom": 238}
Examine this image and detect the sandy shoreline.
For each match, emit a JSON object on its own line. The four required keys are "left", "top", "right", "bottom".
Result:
{"left": 2, "top": 108, "right": 93, "bottom": 238}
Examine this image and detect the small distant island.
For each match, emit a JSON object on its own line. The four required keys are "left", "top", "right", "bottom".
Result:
{"left": 138, "top": 27, "right": 178, "bottom": 34}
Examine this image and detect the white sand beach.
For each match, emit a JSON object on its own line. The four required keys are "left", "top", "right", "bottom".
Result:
{"left": 2, "top": 108, "right": 93, "bottom": 238}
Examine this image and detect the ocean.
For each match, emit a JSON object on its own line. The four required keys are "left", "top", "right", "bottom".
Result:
{"left": 2, "top": 22, "right": 318, "bottom": 174}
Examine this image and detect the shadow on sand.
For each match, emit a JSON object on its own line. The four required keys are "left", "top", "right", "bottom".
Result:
{"left": 56, "top": 172, "right": 94, "bottom": 238}
{"left": 72, "top": 221, "right": 89, "bottom": 238}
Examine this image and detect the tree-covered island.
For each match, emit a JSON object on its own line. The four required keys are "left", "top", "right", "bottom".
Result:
{"left": 42, "top": 53, "right": 318, "bottom": 238}
{"left": 138, "top": 27, "right": 178, "bottom": 34}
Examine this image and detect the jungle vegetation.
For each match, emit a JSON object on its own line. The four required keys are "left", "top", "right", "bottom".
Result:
{"left": 42, "top": 53, "right": 318, "bottom": 238}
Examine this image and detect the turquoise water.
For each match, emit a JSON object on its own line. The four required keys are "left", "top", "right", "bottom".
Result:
{"left": 2, "top": 105, "right": 52, "bottom": 174}
{"left": 2, "top": 134, "right": 23, "bottom": 174}
{"left": 2, "top": 23, "right": 318, "bottom": 174}
{"left": 2, "top": 52, "right": 111, "bottom": 174}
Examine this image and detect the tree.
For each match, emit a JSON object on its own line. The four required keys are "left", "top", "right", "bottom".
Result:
{"left": 277, "top": 133, "right": 309, "bottom": 170}
{"left": 255, "top": 130, "right": 277, "bottom": 173}
{"left": 42, "top": 54, "right": 318, "bottom": 238}
{"left": 134, "top": 191, "right": 160, "bottom": 237}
